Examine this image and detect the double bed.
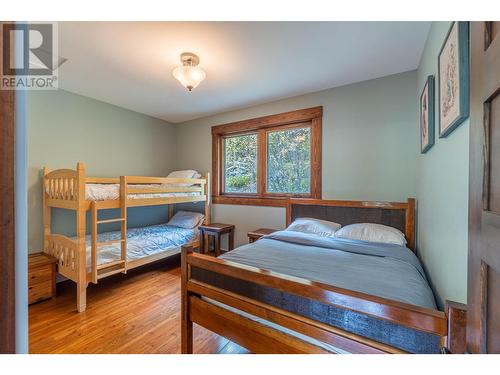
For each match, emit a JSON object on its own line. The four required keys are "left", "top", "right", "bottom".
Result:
{"left": 195, "top": 231, "right": 438, "bottom": 353}
{"left": 181, "top": 198, "right": 464, "bottom": 354}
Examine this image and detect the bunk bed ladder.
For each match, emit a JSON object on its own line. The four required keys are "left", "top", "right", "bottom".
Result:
{"left": 90, "top": 200, "right": 127, "bottom": 283}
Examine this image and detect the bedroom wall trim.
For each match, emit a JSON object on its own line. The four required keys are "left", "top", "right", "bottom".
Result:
{"left": 211, "top": 106, "right": 322, "bottom": 207}
{"left": 211, "top": 106, "right": 322, "bottom": 134}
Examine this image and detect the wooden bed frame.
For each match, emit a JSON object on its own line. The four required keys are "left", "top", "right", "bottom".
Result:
{"left": 181, "top": 198, "right": 465, "bottom": 354}
{"left": 42, "top": 162, "right": 211, "bottom": 312}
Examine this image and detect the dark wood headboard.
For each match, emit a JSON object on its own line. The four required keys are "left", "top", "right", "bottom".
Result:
{"left": 286, "top": 198, "right": 416, "bottom": 252}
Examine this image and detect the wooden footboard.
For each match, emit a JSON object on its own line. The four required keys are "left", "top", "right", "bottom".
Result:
{"left": 43, "top": 165, "right": 84, "bottom": 284}
{"left": 43, "top": 167, "right": 81, "bottom": 210}
{"left": 181, "top": 246, "right": 452, "bottom": 354}
{"left": 44, "top": 234, "right": 79, "bottom": 282}
{"left": 42, "top": 163, "right": 88, "bottom": 312}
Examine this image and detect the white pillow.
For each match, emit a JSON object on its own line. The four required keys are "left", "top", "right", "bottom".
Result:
{"left": 166, "top": 170, "right": 201, "bottom": 186}
{"left": 167, "top": 211, "right": 205, "bottom": 229}
{"left": 286, "top": 218, "right": 341, "bottom": 238}
{"left": 167, "top": 170, "right": 199, "bottom": 179}
{"left": 334, "top": 223, "right": 407, "bottom": 246}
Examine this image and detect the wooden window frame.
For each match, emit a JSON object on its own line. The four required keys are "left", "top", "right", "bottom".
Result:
{"left": 212, "top": 106, "right": 322, "bottom": 207}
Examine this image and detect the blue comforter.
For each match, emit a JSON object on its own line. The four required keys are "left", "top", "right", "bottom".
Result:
{"left": 81, "top": 223, "right": 197, "bottom": 267}
{"left": 220, "top": 230, "right": 436, "bottom": 309}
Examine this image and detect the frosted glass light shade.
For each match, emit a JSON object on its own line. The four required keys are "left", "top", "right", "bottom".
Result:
{"left": 172, "top": 65, "right": 206, "bottom": 91}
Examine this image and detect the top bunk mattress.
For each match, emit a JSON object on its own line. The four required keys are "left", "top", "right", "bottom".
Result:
{"left": 86, "top": 183, "right": 201, "bottom": 201}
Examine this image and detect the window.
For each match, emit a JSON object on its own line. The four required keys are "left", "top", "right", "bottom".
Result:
{"left": 267, "top": 126, "right": 311, "bottom": 194}
{"left": 212, "top": 107, "right": 322, "bottom": 207}
{"left": 223, "top": 133, "right": 258, "bottom": 193}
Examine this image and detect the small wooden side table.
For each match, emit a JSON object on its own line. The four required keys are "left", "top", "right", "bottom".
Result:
{"left": 247, "top": 228, "right": 278, "bottom": 243}
{"left": 28, "top": 253, "right": 57, "bottom": 305}
{"left": 199, "top": 223, "right": 235, "bottom": 256}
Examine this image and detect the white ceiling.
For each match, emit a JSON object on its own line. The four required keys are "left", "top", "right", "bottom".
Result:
{"left": 58, "top": 22, "right": 431, "bottom": 123}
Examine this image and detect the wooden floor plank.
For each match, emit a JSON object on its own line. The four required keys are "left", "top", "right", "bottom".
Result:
{"left": 29, "top": 255, "right": 248, "bottom": 354}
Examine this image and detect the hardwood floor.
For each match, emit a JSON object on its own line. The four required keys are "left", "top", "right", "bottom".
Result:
{"left": 29, "top": 255, "right": 248, "bottom": 354}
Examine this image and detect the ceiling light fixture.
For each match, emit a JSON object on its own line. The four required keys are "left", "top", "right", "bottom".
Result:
{"left": 172, "top": 52, "right": 206, "bottom": 91}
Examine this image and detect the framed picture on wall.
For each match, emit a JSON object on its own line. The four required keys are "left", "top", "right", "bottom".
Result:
{"left": 438, "top": 21, "right": 469, "bottom": 138}
{"left": 420, "top": 75, "right": 435, "bottom": 153}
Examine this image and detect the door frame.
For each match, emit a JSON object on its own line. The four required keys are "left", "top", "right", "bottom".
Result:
{"left": 467, "top": 20, "right": 500, "bottom": 353}
{"left": 0, "top": 21, "right": 16, "bottom": 354}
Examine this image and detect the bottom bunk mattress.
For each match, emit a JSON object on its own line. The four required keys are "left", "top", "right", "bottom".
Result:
{"left": 190, "top": 230, "right": 441, "bottom": 354}
{"left": 84, "top": 223, "right": 197, "bottom": 269}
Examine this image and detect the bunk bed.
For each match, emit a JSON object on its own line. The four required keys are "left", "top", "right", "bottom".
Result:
{"left": 181, "top": 198, "right": 466, "bottom": 354}
{"left": 43, "top": 162, "right": 211, "bottom": 312}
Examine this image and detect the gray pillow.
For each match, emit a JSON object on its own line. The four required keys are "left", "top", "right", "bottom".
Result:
{"left": 167, "top": 211, "right": 204, "bottom": 229}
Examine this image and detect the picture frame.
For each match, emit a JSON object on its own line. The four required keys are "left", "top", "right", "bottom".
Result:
{"left": 438, "top": 21, "right": 470, "bottom": 138}
{"left": 420, "top": 75, "right": 435, "bottom": 154}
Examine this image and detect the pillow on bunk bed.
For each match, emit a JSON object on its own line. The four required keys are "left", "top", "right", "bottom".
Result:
{"left": 286, "top": 218, "right": 341, "bottom": 238}
{"left": 167, "top": 210, "right": 205, "bottom": 229}
{"left": 167, "top": 169, "right": 201, "bottom": 179}
{"left": 334, "top": 223, "right": 407, "bottom": 246}
{"left": 166, "top": 170, "right": 202, "bottom": 187}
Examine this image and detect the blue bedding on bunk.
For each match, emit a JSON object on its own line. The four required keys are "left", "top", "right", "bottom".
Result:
{"left": 83, "top": 223, "right": 197, "bottom": 265}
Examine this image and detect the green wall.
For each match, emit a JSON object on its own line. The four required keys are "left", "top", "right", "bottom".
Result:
{"left": 416, "top": 22, "right": 469, "bottom": 308}
{"left": 28, "top": 89, "right": 177, "bottom": 252}
{"left": 175, "top": 71, "right": 419, "bottom": 246}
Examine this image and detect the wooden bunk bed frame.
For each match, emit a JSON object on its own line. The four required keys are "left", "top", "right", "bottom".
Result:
{"left": 181, "top": 198, "right": 466, "bottom": 354}
{"left": 43, "top": 162, "right": 211, "bottom": 312}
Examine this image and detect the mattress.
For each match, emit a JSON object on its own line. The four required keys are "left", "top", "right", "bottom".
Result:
{"left": 84, "top": 223, "right": 197, "bottom": 270}
{"left": 191, "top": 230, "right": 441, "bottom": 353}
{"left": 86, "top": 183, "right": 201, "bottom": 201}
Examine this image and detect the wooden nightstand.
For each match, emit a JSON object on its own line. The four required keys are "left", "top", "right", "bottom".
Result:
{"left": 199, "top": 223, "right": 235, "bottom": 256}
{"left": 28, "top": 253, "right": 57, "bottom": 305}
{"left": 247, "top": 228, "right": 278, "bottom": 243}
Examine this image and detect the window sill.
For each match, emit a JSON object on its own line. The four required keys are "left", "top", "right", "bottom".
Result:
{"left": 212, "top": 195, "right": 288, "bottom": 207}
